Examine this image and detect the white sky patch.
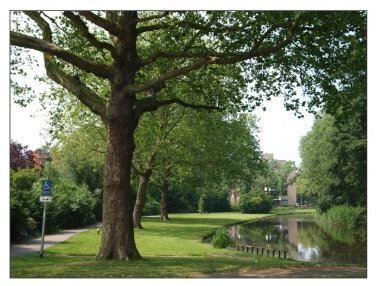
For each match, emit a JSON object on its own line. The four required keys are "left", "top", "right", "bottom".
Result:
{"left": 10, "top": 48, "right": 50, "bottom": 150}
{"left": 253, "top": 97, "right": 314, "bottom": 166}
{"left": 10, "top": 99, "right": 49, "bottom": 150}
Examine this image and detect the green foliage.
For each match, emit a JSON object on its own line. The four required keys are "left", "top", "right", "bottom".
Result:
{"left": 198, "top": 195, "right": 206, "bottom": 214}
{"left": 51, "top": 122, "right": 105, "bottom": 220}
{"left": 255, "top": 160, "right": 296, "bottom": 196}
{"left": 317, "top": 206, "right": 367, "bottom": 244}
{"left": 142, "top": 196, "right": 160, "bottom": 215}
{"left": 239, "top": 192, "right": 273, "bottom": 214}
{"left": 297, "top": 115, "right": 338, "bottom": 207}
{"left": 10, "top": 169, "right": 40, "bottom": 241}
{"left": 298, "top": 108, "right": 366, "bottom": 212}
{"left": 317, "top": 205, "right": 366, "bottom": 230}
{"left": 31, "top": 179, "right": 97, "bottom": 230}
{"left": 211, "top": 227, "right": 231, "bottom": 249}
{"left": 198, "top": 191, "right": 231, "bottom": 213}
{"left": 297, "top": 11, "right": 366, "bottom": 212}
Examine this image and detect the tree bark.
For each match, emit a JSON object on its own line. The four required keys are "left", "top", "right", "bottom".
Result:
{"left": 133, "top": 170, "right": 152, "bottom": 229}
{"left": 96, "top": 93, "right": 141, "bottom": 260}
{"left": 160, "top": 184, "right": 169, "bottom": 220}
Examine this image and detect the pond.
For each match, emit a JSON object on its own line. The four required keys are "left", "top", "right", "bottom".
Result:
{"left": 228, "top": 214, "right": 366, "bottom": 264}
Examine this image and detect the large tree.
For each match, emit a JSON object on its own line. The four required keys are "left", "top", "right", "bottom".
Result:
{"left": 11, "top": 11, "right": 366, "bottom": 260}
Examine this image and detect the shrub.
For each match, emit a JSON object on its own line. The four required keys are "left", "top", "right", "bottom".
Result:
{"left": 198, "top": 191, "right": 231, "bottom": 213}
{"left": 32, "top": 178, "right": 97, "bottom": 230}
{"left": 198, "top": 194, "right": 207, "bottom": 213}
{"left": 211, "top": 227, "right": 231, "bottom": 248}
{"left": 318, "top": 205, "right": 366, "bottom": 230}
{"left": 238, "top": 192, "right": 273, "bottom": 214}
{"left": 143, "top": 196, "right": 160, "bottom": 215}
{"left": 10, "top": 169, "right": 40, "bottom": 241}
{"left": 317, "top": 205, "right": 367, "bottom": 244}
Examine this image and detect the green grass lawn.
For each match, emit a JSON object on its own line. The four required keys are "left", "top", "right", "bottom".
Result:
{"left": 11, "top": 210, "right": 322, "bottom": 278}
{"left": 271, "top": 206, "right": 316, "bottom": 215}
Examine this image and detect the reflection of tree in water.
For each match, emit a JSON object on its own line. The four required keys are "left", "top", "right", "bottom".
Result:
{"left": 229, "top": 216, "right": 366, "bottom": 264}
{"left": 232, "top": 219, "right": 289, "bottom": 251}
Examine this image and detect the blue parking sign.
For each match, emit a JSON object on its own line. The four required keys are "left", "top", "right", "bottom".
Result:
{"left": 41, "top": 180, "right": 53, "bottom": 196}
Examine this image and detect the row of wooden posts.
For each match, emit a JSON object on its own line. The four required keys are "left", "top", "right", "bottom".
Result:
{"left": 236, "top": 245, "right": 289, "bottom": 259}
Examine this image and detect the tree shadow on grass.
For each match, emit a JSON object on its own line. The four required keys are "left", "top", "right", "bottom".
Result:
{"left": 11, "top": 255, "right": 265, "bottom": 278}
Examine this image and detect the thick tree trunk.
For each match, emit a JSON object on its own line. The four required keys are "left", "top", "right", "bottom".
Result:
{"left": 96, "top": 94, "right": 141, "bottom": 260}
{"left": 133, "top": 170, "right": 152, "bottom": 229}
{"left": 160, "top": 185, "right": 169, "bottom": 220}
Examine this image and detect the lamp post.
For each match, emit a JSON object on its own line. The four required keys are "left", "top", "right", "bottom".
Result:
{"left": 40, "top": 150, "right": 52, "bottom": 258}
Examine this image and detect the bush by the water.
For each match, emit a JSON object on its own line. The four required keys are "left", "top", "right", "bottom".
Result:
{"left": 211, "top": 227, "right": 231, "bottom": 248}
{"left": 198, "top": 191, "right": 231, "bottom": 213}
{"left": 317, "top": 205, "right": 366, "bottom": 230}
{"left": 238, "top": 192, "right": 273, "bottom": 214}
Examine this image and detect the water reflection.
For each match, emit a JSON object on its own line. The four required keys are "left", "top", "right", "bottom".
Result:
{"left": 228, "top": 215, "right": 366, "bottom": 264}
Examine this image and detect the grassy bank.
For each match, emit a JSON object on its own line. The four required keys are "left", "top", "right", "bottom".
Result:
{"left": 11, "top": 212, "right": 319, "bottom": 278}
{"left": 14, "top": 210, "right": 364, "bottom": 278}
{"left": 271, "top": 206, "right": 316, "bottom": 215}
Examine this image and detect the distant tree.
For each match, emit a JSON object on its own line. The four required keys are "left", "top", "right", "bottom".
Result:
{"left": 298, "top": 115, "right": 338, "bottom": 210}
{"left": 298, "top": 109, "right": 366, "bottom": 211}
{"left": 255, "top": 159, "right": 296, "bottom": 197}
{"left": 151, "top": 111, "right": 264, "bottom": 216}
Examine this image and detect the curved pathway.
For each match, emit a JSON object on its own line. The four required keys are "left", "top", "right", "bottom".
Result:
{"left": 10, "top": 223, "right": 100, "bottom": 258}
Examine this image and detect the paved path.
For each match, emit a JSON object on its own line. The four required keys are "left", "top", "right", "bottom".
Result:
{"left": 201, "top": 266, "right": 367, "bottom": 278}
{"left": 10, "top": 223, "right": 100, "bottom": 258}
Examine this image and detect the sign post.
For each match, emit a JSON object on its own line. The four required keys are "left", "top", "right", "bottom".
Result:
{"left": 40, "top": 151, "right": 52, "bottom": 258}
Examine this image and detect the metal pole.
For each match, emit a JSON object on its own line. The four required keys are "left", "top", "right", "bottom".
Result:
{"left": 47, "top": 159, "right": 51, "bottom": 180}
{"left": 39, "top": 202, "right": 47, "bottom": 257}
{"left": 39, "top": 155, "right": 51, "bottom": 258}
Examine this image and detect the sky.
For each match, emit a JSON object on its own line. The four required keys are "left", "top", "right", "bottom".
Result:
{"left": 253, "top": 97, "right": 314, "bottom": 166}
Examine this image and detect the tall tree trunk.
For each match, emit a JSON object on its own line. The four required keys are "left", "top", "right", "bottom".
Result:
{"left": 96, "top": 94, "right": 141, "bottom": 260}
{"left": 160, "top": 183, "right": 169, "bottom": 220}
{"left": 133, "top": 170, "right": 152, "bottom": 229}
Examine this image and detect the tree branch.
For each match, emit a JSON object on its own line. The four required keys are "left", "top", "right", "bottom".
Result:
{"left": 45, "top": 64, "right": 107, "bottom": 121}
{"left": 11, "top": 31, "right": 112, "bottom": 79}
{"left": 128, "top": 56, "right": 220, "bottom": 94}
{"left": 40, "top": 12, "right": 68, "bottom": 35}
{"left": 14, "top": 11, "right": 107, "bottom": 121}
{"left": 140, "top": 22, "right": 296, "bottom": 66}
{"left": 135, "top": 97, "right": 223, "bottom": 115}
{"left": 63, "top": 11, "right": 118, "bottom": 59}
{"left": 78, "top": 11, "right": 121, "bottom": 35}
